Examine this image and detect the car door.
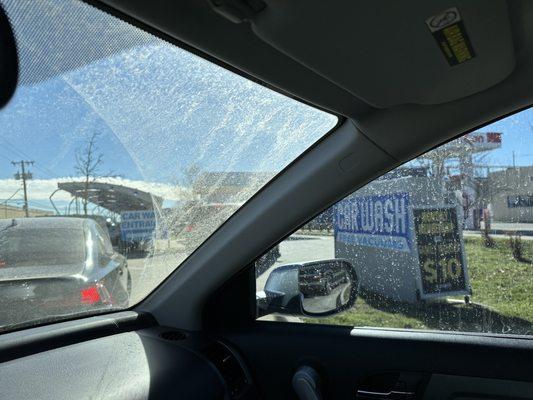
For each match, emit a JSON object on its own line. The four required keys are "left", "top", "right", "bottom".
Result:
{"left": 204, "top": 107, "right": 533, "bottom": 399}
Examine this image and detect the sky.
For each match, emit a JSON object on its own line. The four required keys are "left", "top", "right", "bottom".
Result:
{"left": 477, "top": 110, "right": 533, "bottom": 167}
{"left": 0, "top": 0, "right": 531, "bottom": 213}
{"left": 0, "top": 0, "right": 337, "bottom": 212}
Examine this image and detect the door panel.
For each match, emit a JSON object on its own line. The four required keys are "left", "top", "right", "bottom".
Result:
{"left": 222, "top": 322, "right": 533, "bottom": 399}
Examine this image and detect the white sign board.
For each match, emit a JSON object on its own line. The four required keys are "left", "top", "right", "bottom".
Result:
{"left": 120, "top": 210, "right": 156, "bottom": 241}
{"left": 334, "top": 192, "right": 412, "bottom": 252}
{"left": 446, "top": 132, "right": 502, "bottom": 153}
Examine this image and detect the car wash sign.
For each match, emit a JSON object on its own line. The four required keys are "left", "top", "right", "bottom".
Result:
{"left": 120, "top": 210, "right": 156, "bottom": 241}
{"left": 334, "top": 192, "right": 412, "bottom": 252}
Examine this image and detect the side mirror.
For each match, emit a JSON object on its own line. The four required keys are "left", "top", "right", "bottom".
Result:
{"left": 257, "top": 259, "right": 358, "bottom": 317}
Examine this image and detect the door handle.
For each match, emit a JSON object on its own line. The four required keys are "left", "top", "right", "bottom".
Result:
{"left": 293, "top": 366, "right": 322, "bottom": 400}
{"left": 357, "top": 390, "right": 415, "bottom": 400}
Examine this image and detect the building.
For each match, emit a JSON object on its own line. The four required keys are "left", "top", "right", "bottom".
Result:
{"left": 488, "top": 166, "right": 533, "bottom": 222}
{"left": 192, "top": 172, "right": 273, "bottom": 203}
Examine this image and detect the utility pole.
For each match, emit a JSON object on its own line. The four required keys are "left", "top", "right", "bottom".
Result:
{"left": 12, "top": 160, "right": 34, "bottom": 217}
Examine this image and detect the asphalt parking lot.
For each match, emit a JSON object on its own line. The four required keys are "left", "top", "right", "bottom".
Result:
{"left": 127, "top": 250, "right": 187, "bottom": 304}
{"left": 126, "top": 234, "right": 334, "bottom": 304}
{"left": 256, "top": 235, "right": 334, "bottom": 290}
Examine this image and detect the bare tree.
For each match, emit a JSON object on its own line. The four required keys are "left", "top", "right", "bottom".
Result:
{"left": 75, "top": 132, "right": 104, "bottom": 217}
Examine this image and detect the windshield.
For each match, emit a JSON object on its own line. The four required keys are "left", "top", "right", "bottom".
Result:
{"left": 0, "top": 0, "right": 337, "bottom": 331}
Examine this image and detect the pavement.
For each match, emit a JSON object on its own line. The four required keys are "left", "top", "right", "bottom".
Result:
{"left": 481, "top": 222, "right": 533, "bottom": 237}
{"left": 123, "top": 234, "right": 335, "bottom": 321}
{"left": 126, "top": 234, "right": 335, "bottom": 306}
{"left": 256, "top": 235, "right": 334, "bottom": 291}
{"left": 126, "top": 249, "right": 187, "bottom": 304}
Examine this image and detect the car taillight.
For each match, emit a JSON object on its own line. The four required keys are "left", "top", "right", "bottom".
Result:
{"left": 80, "top": 286, "right": 100, "bottom": 304}
{"left": 80, "top": 283, "right": 113, "bottom": 305}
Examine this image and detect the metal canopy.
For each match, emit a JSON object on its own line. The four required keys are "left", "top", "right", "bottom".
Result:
{"left": 57, "top": 181, "right": 163, "bottom": 214}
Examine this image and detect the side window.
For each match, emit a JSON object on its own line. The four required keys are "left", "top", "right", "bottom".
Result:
{"left": 256, "top": 108, "right": 533, "bottom": 336}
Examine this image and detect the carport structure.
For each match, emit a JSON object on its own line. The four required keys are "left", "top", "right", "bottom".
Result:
{"left": 50, "top": 181, "right": 163, "bottom": 216}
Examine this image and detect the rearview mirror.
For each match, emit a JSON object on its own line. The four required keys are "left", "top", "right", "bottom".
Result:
{"left": 0, "top": 3, "right": 18, "bottom": 108}
{"left": 257, "top": 259, "right": 358, "bottom": 317}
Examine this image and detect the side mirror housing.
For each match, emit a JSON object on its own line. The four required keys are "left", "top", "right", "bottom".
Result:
{"left": 257, "top": 259, "right": 358, "bottom": 318}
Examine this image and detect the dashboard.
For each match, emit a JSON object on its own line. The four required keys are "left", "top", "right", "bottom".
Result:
{"left": 0, "top": 312, "right": 257, "bottom": 400}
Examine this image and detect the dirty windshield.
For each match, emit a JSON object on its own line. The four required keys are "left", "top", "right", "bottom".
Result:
{"left": 0, "top": 0, "right": 337, "bottom": 331}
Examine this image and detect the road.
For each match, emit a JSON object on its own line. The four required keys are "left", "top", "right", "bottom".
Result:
{"left": 124, "top": 234, "right": 335, "bottom": 324}
{"left": 127, "top": 250, "right": 187, "bottom": 304}
{"left": 124, "top": 231, "right": 533, "bottom": 331}
{"left": 302, "top": 282, "right": 351, "bottom": 313}
{"left": 126, "top": 234, "right": 335, "bottom": 303}
{"left": 256, "top": 235, "right": 334, "bottom": 290}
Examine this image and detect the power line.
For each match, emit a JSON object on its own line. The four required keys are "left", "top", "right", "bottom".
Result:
{"left": 11, "top": 160, "right": 34, "bottom": 217}
{"left": 27, "top": 201, "right": 55, "bottom": 211}
{"left": 0, "top": 152, "right": 12, "bottom": 163}
{"left": 1, "top": 137, "right": 34, "bottom": 162}
{"left": 0, "top": 138, "right": 58, "bottom": 179}
{"left": 2, "top": 187, "right": 21, "bottom": 218}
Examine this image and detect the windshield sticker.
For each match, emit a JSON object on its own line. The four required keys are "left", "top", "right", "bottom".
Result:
{"left": 426, "top": 7, "right": 475, "bottom": 66}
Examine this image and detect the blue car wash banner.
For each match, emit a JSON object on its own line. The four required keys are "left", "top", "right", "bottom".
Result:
{"left": 334, "top": 192, "right": 412, "bottom": 252}
{"left": 120, "top": 210, "right": 156, "bottom": 241}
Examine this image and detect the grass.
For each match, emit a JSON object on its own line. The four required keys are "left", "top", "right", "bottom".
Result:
{"left": 466, "top": 236, "right": 533, "bottom": 321}
{"left": 307, "top": 299, "right": 427, "bottom": 329}
{"left": 305, "top": 236, "right": 533, "bottom": 335}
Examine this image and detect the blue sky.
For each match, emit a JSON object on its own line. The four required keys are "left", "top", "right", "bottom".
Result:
{"left": 0, "top": 79, "right": 139, "bottom": 181}
{"left": 478, "top": 109, "right": 533, "bottom": 167}
{"left": 0, "top": 43, "right": 336, "bottom": 181}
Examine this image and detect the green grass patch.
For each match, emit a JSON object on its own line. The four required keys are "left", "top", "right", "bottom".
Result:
{"left": 305, "top": 236, "right": 533, "bottom": 335}
{"left": 466, "top": 236, "right": 533, "bottom": 321}
{"left": 305, "top": 299, "right": 427, "bottom": 330}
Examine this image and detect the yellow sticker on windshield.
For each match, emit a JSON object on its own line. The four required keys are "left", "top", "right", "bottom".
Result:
{"left": 426, "top": 7, "right": 475, "bottom": 66}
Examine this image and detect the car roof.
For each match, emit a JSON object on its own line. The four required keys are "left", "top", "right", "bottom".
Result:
{"left": 0, "top": 217, "right": 88, "bottom": 230}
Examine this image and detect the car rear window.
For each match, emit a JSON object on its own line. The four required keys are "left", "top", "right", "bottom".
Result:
{"left": 0, "top": 228, "right": 86, "bottom": 267}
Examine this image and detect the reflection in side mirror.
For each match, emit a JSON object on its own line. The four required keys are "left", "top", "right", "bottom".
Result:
{"left": 257, "top": 259, "right": 359, "bottom": 318}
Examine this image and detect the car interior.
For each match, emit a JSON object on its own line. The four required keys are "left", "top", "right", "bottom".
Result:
{"left": 1, "top": 1, "right": 533, "bottom": 399}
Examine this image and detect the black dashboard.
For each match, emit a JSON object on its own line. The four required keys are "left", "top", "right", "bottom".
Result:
{"left": 0, "top": 312, "right": 257, "bottom": 400}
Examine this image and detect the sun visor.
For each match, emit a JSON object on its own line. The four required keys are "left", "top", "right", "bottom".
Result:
{"left": 248, "top": 0, "right": 515, "bottom": 108}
